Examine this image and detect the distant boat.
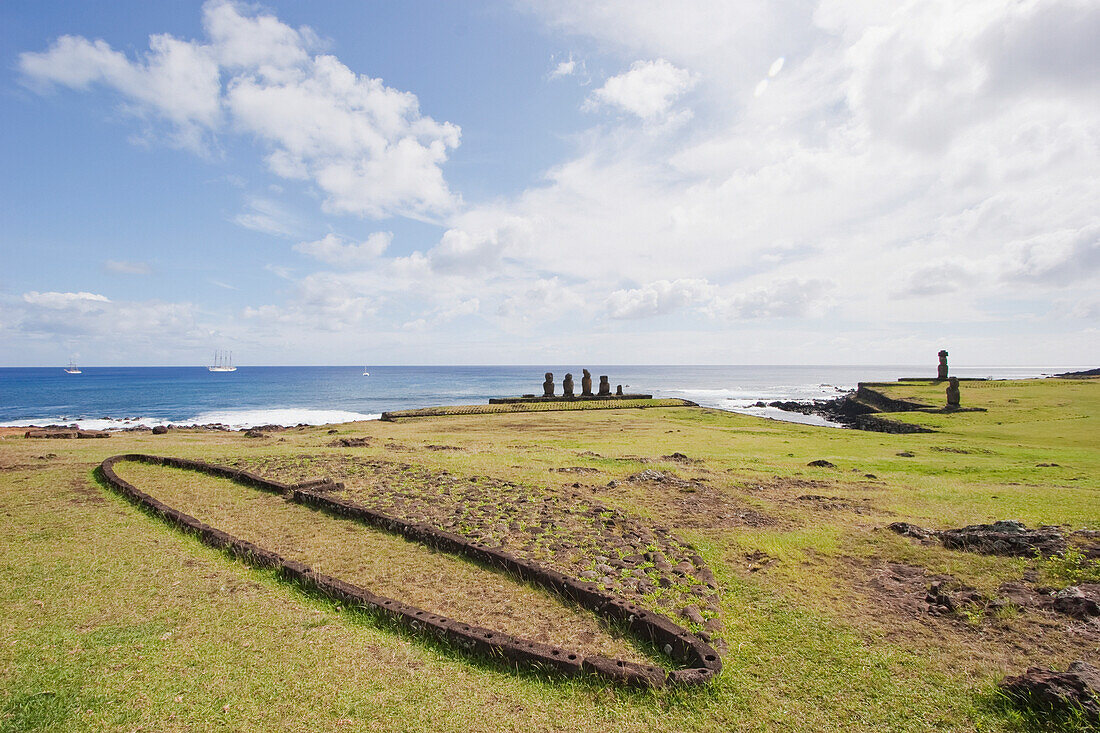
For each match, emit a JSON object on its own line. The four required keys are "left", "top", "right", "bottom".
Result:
{"left": 362, "top": 367, "right": 370, "bottom": 376}
{"left": 64, "top": 359, "right": 81, "bottom": 374}
{"left": 208, "top": 350, "right": 237, "bottom": 372}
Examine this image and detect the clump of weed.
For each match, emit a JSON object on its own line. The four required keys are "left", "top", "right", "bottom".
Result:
{"left": 1036, "top": 547, "right": 1100, "bottom": 586}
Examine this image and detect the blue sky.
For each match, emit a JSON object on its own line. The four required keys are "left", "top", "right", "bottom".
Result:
{"left": 2, "top": 0, "right": 1098, "bottom": 366}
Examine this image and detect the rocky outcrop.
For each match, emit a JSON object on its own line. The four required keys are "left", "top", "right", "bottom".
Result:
{"left": 888, "top": 520, "right": 1067, "bottom": 557}
{"left": 1001, "top": 661, "right": 1100, "bottom": 723}
{"left": 939, "top": 520, "right": 1066, "bottom": 557}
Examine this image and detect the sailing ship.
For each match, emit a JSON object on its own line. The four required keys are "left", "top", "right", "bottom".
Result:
{"left": 208, "top": 350, "right": 237, "bottom": 372}
{"left": 64, "top": 359, "right": 81, "bottom": 374}
{"left": 362, "top": 367, "right": 370, "bottom": 376}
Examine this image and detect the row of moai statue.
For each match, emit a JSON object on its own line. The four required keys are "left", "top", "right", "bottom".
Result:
{"left": 543, "top": 369, "right": 622, "bottom": 397}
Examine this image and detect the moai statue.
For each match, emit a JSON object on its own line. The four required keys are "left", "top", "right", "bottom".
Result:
{"left": 581, "top": 369, "right": 593, "bottom": 396}
{"left": 616, "top": 385, "right": 623, "bottom": 396}
{"left": 946, "top": 377, "right": 961, "bottom": 407}
{"left": 598, "top": 376, "right": 611, "bottom": 396}
{"left": 543, "top": 372, "right": 555, "bottom": 397}
{"left": 562, "top": 373, "right": 574, "bottom": 397}
{"left": 938, "top": 350, "right": 949, "bottom": 380}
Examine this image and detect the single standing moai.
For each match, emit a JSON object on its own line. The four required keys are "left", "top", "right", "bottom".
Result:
{"left": 581, "top": 369, "right": 593, "bottom": 396}
{"left": 938, "top": 350, "right": 949, "bottom": 380}
{"left": 543, "top": 372, "right": 555, "bottom": 397}
{"left": 946, "top": 377, "right": 961, "bottom": 407}
{"left": 563, "top": 373, "right": 574, "bottom": 397}
{"left": 616, "top": 385, "right": 623, "bottom": 396}
{"left": 598, "top": 375, "right": 611, "bottom": 396}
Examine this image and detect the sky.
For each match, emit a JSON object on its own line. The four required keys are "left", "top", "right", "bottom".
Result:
{"left": 1, "top": 0, "right": 1098, "bottom": 367}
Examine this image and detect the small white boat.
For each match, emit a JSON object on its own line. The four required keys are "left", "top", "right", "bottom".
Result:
{"left": 362, "top": 367, "right": 370, "bottom": 376}
{"left": 208, "top": 350, "right": 237, "bottom": 372}
{"left": 64, "top": 359, "right": 81, "bottom": 374}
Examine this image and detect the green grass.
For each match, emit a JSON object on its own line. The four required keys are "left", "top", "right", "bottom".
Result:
{"left": 1, "top": 378, "right": 1097, "bottom": 731}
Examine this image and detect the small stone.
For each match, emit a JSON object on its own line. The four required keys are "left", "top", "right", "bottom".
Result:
{"left": 680, "top": 605, "right": 705, "bottom": 625}
{"left": 807, "top": 459, "right": 836, "bottom": 468}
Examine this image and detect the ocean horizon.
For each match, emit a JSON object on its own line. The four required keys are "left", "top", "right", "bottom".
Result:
{"left": 0, "top": 364, "right": 1076, "bottom": 431}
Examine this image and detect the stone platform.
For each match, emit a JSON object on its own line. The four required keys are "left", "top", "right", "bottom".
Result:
{"left": 488, "top": 394, "right": 653, "bottom": 404}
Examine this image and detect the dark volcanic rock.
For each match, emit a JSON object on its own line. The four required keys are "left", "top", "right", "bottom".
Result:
{"left": 151, "top": 425, "right": 168, "bottom": 435}
{"left": 330, "top": 437, "right": 370, "bottom": 447}
{"left": 1053, "top": 585, "right": 1100, "bottom": 619}
{"left": 1001, "top": 661, "right": 1100, "bottom": 722}
{"left": 939, "top": 520, "right": 1066, "bottom": 557}
{"left": 807, "top": 459, "right": 836, "bottom": 468}
{"left": 886, "top": 521, "right": 938, "bottom": 541}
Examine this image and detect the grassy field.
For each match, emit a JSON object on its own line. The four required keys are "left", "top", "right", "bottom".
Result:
{"left": 0, "top": 378, "right": 1097, "bottom": 731}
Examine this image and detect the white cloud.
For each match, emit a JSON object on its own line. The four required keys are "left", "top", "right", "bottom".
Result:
{"left": 23, "top": 291, "right": 111, "bottom": 309}
{"left": 293, "top": 232, "right": 391, "bottom": 265}
{"left": 606, "top": 279, "right": 713, "bottom": 319}
{"left": 710, "top": 279, "right": 833, "bottom": 319}
{"left": 13, "top": 291, "right": 203, "bottom": 343}
{"left": 105, "top": 260, "right": 152, "bottom": 275}
{"left": 233, "top": 196, "right": 299, "bottom": 237}
{"left": 549, "top": 55, "right": 577, "bottom": 79}
{"left": 19, "top": 0, "right": 460, "bottom": 220}
{"left": 19, "top": 34, "right": 221, "bottom": 151}
{"left": 587, "top": 59, "right": 695, "bottom": 118}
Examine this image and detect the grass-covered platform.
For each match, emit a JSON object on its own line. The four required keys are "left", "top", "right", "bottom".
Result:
{"left": 1, "top": 378, "right": 1097, "bottom": 731}
{"left": 380, "top": 397, "right": 695, "bottom": 420}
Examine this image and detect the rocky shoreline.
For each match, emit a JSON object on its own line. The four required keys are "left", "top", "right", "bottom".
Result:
{"left": 754, "top": 392, "right": 937, "bottom": 434}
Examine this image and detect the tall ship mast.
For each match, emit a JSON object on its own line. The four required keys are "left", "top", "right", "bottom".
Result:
{"left": 208, "top": 350, "right": 237, "bottom": 372}
{"left": 64, "top": 358, "right": 81, "bottom": 374}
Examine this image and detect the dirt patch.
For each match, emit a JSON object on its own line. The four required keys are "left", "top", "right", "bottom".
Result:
{"left": 616, "top": 469, "right": 777, "bottom": 530}
{"left": 862, "top": 562, "right": 956, "bottom": 619}
{"left": 550, "top": 467, "right": 601, "bottom": 474}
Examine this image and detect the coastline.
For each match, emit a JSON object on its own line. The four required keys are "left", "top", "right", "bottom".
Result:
{"left": 0, "top": 365, "right": 1076, "bottom": 432}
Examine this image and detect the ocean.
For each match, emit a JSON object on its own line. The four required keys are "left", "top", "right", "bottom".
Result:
{"left": 0, "top": 365, "right": 1071, "bottom": 430}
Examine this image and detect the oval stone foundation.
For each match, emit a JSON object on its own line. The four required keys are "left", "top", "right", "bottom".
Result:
{"left": 98, "top": 454, "right": 721, "bottom": 688}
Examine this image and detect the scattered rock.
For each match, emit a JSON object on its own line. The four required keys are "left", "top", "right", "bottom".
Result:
{"left": 925, "top": 580, "right": 983, "bottom": 615}
{"left": 939, "top": 520, "right": 1066, "bottom": 557}
{"left": 663, "top": 452, "right": 699, "bottom": 464}
{"left": 330, "top": 437, "right": 370, "bottom": 447}
{"left": 1053, "top": 585, "right": 1100, "bottom": 619}
{"left": 151, "top": 425, "right": 168, "bottom": 435}
{"left": 896, "top": 451, "right": 915, "bottom": 458}
{"left": 550, "top": 466, "right": 600, "bottom": 474}
{"left": 886, "top": 522, "right": 938, "bottom": 541}
{"left": 425, "top": 445, "right": 462, "bottom": 451}
{"left": 243, "top": 429, "right": 265, "bottom": 438}
{"left": 1036, "top": 462, "right": 1059, "bottom": 467}
{"left": 25, "top": 429, "right": 109, "bottom": 439}
{"left": 680, "top": 605, "right": 705, "bottom": 625}
{"left": 1000, "top": 661, "right": 1100, "bottom": 723}
{"left": 807, "top": 459, "right": 836, "bottom": 468}
{"left": 327, "top": 429, "right": 338, "bottom": 434}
